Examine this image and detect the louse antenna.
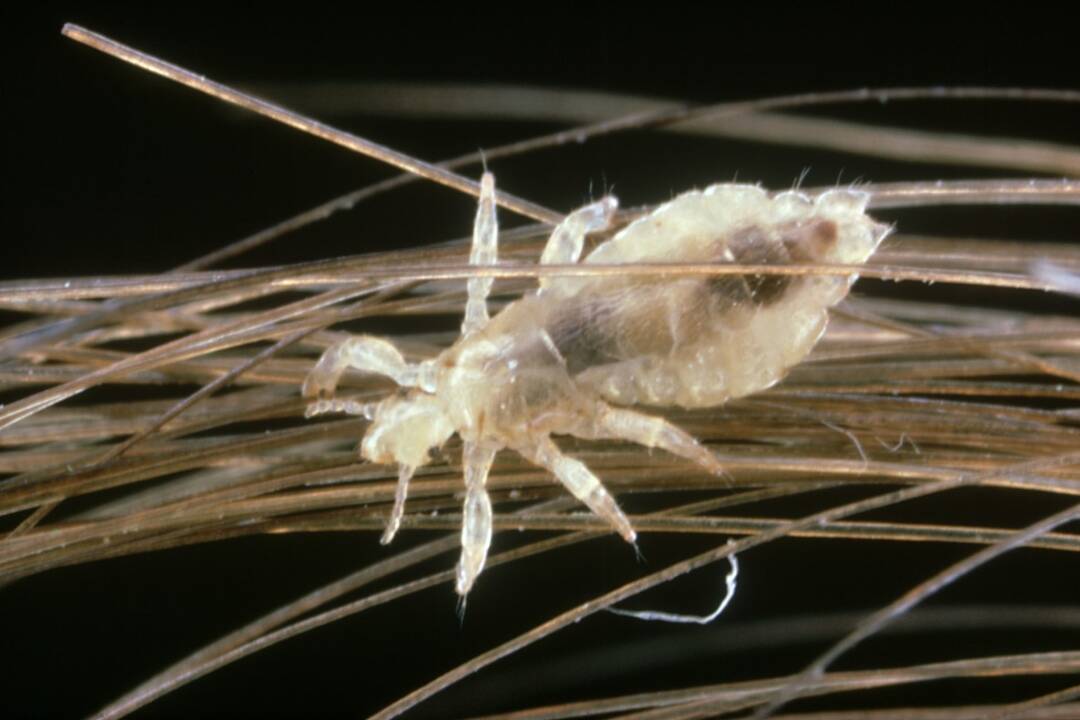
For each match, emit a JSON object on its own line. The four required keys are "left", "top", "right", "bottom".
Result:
{"left": 60, "top": 24, "right": 563, "bottom": 226}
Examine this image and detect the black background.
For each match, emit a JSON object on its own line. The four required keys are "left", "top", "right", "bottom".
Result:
{"left": 3, "top": 4, "right": 1079, "bottom": 719}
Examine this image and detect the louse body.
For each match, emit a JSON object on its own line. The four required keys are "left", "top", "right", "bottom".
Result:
{"left": 304, "top": 176, "right": 890, "bottom": 594}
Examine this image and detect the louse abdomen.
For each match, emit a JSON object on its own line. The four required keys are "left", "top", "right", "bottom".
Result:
{"left": 545, "top": 217, "right": 840, "bottom": 378}
{"left": 553, "top": 187, "right": 889, "bottom": 409}
{"left": 705, "top": 217, "right": 840, "bottom": 310}
{"left": 477, "top": 185, "right": 888, "bottom": 412}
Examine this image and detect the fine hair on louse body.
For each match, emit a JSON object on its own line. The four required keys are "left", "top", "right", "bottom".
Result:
{"left": 304, "top": 172, "right": 891, "bottom": 595}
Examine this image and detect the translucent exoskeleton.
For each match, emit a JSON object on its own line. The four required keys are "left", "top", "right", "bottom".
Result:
{"left": 303, "top": 174, "right": 891, "bottom": 595}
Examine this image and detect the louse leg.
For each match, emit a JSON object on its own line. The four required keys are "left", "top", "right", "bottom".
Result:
{"left": 380, "top": 464, "right": 416, "bottom": 545}
{"left": 301, "top": 335, "right": 437, "bottom": 400}
{"left": 538, "top": 194, "right": 618, "bottom": 288}
{"left": 304, "top": 396, "right": 378, "bottom": 419}
{"left": 516, "top": 437, "right": 637, "bottom": 544}
{"left": 456, "top": 441, "right": 498, "bottom": 596}
{"left": 585, "top": 403, "right": 725, "bottom": 475}
{"left": 462, "top": 172, "right": 498, "bottom": 336}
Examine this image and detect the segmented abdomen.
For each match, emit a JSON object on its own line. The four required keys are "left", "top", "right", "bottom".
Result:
{"left": 542, "top": 184, "right": 890, "bottom": 408}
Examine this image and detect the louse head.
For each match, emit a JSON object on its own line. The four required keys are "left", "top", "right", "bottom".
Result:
{"left": 359, "top": 391, "right": 455, "bottom": 469}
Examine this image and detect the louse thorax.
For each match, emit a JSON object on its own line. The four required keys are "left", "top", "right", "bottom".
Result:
{"left": 435, "top": 297, "right": 585, "bottom": 443}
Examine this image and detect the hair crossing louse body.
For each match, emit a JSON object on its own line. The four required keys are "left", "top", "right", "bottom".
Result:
{"left": 304, "top": 174, "right": 891, "bottom": 595}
